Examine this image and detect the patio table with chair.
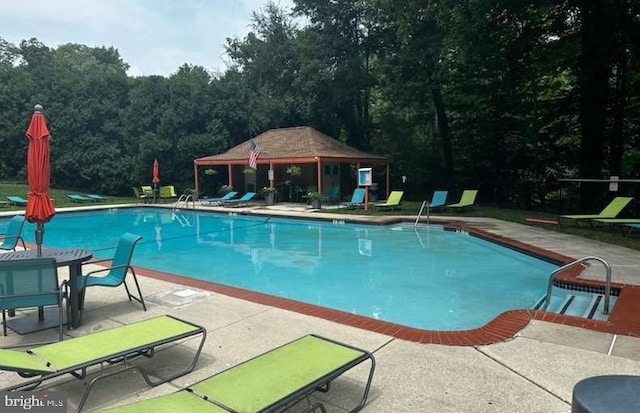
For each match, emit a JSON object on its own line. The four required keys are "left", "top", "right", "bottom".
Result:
{"left": 0, "top": 248, "right": 93, "bottom": 332}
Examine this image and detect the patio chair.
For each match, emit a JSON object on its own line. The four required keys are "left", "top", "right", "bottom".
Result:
{"left": 222, "top": 192, "right": 256, "bottom": 207}
{"left": 0, "top": 315, "right": 206, "bottom": 412}
{"left": 159, "top": 185, "right": 178, "bottom": 200}
{"left": 0, "top": 258, "right": 65, "bottom": 343}
{"left": 6, "top": 196, "right": 28, "bottom": 206}
{"left": 560, "top": 196, "right": 634, "bottom": 224}
{"left": 77, "top": 232, "right": 146, "bottom": 314}
{"left": 199, "top": 191, "right": 238, "bottom": 206}
{"left": 68, "top": 194, "right": 94, "bottom": 203}
{"left": 132, "top": 187, "right": 148, "bottom": 203}
{"left": 428, "top": 190, "right": 448, "bottom": 208}
{"left": 0, "top": 216, "right": 27, "bottom": 252}
{"left": 98, "top": 334, "right": 375, "bottom": 413}
{"left": 446, "top": 190, "right": 478, "bottom": 210}
{"left": 340, "top": 188, "right": 366, "bottom": 209}
{"left": 141, "top": 186, "right": 154, "bottom": 198}
{"left": 373, "top": 191, "right": 404, "bottom": 210}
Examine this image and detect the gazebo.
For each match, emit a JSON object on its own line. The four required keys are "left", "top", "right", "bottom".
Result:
{"left": 193, "top": 126, "right": 389, "bottom": 202}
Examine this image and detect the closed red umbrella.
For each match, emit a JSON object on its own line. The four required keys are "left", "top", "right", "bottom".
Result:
{"left": 25, "top": 104, "right": 56, "bottom": 256}
{"left": 152, "top": 159, "right": 160, "bottom": 202}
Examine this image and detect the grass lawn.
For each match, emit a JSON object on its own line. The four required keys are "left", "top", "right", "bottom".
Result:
{"left": 0, "top": 183, "right": 137, "bottom": 210}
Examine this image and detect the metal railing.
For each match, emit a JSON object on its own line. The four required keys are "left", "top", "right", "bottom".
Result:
{"left": 541, "top": 256, "right": 612, "bottom": 314}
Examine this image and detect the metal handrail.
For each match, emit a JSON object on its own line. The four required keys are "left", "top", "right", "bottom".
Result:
{"left": 415, "top": 200, "right": 430, "bottom": 225}
{"left": 541, "top": 256, "right": 612, "bottom": 314}
{"left": 173, "top": 193, "right": 194, "bottom": 211}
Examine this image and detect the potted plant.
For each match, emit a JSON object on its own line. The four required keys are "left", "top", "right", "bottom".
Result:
{"left": 262, "top": 186, "right": 277, "bottom": 205}
{"left": 218, "top": 185, "right": 233, "bottom": 195}
{"left": 306, "top": 191, "right": 324, "bottom": 209}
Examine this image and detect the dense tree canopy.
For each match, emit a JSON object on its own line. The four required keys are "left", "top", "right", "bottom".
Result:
{"left": 0, "top": 1, "right": 638, "bottom": 208}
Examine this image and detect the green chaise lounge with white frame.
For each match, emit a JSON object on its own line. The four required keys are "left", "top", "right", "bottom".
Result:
{"left": 0, "top": 315, "right": 206, "bottom": 412}
{"left": 560, "top": 196, "right": 633, "bottom": 225}
{"left": 99, "top": 334, "right": 376, "bottom": 413}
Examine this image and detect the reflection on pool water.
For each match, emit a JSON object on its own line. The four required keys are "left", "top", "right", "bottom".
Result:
{"left": 3, "top": 208, "right": 558, "bottom": 330}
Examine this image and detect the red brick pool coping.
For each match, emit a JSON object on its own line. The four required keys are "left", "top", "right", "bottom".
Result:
{"left": 130, "top": 216, "right": 640, "bottom": 346}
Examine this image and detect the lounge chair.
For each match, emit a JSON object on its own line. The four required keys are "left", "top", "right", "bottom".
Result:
{"left": 77, "top": 233, "right": 146, "bottom": 313}
{"left": 222, "top": 192, "right": 256, "bottom": 207}
{"left": 0, "top": 258, "right": 65, "bottom": 342}
{"left": 159, "top": 185, "right": 178, "bottom": 200}
{"left": 68, "top": 194, "right": 94, "bottom": 203}
{"left": 373, "top": 191, "right": 404, "bottom": 210}
{"left": 132, "top": 187, "right": 148, "bottom": 203}
{"left": 340, "top": 188, "right": 366, "bottom": 209}
{"left": 0, "top": 216, "right": 27, "bottom": 252}
{"left": 141, "top": 186, "right": 154, "bottom": 198}
{"left": 98, "top": 334, "right": 375, "bottom": 413}
{"left": 560, "top": 196, "right": 634, "bottom": 224}
{"left": 447, "top": 190, "right": 478, "bottom": 210}
{"left": 428, "top": 190, "right": 448, "bottom": 208}
{"left": 199, "top": 191, "right": 238, "bottom": 206}
{"left": 86, "top": 194, "right": 108, "bottom": 201}
{"left": 0, "top": 315, "right": 206, "bottom": 412}
{"left": 6, "top": 196, "right": 28, "bottom": 206}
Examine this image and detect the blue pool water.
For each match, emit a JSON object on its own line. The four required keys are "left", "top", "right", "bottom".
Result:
{"left": 2, "top": 208, "right": 558, "bottom": 330}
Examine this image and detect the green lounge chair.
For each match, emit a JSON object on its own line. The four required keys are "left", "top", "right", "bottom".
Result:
{"left": 373, "top": 190, "right": 404, "bottom": 210}
{"left": 1, "top": 315, "right": 206, "bottom": 412}
{"left": 99, "top": 334, "right": 375, "bottom": 413}
{"left": 447, "top": 190, "right": 478, "bottom": 210}
{"left": 6, "top": 196, "right": 28, "bottom": 206}
{"left": 560, "top": 196, "right": 633, "bottom": 224}
{"left": 141, "top": 186, "right": 154, "bottom": 198}
{"left": 159, "top": 185, "right": 177, "bottom": 200}
{"left": 0, "top": 216, "right": 27, "bottom": 252}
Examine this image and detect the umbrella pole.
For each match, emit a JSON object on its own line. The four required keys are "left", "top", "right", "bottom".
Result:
{"left": 35, "top": 222, "right": 44, "bottom": 257}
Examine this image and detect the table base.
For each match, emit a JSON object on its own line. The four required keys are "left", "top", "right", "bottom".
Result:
{"left": 6, "top": 308, "right": 67, "bottom": 335}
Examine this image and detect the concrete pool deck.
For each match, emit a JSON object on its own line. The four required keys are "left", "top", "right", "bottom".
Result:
{"left": 1, "top": 205, "right": 640, "bottom": 412}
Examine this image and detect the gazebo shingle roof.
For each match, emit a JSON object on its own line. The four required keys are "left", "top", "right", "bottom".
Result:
{"left": 194, "top": 126, "right": 388, "bottom": 163}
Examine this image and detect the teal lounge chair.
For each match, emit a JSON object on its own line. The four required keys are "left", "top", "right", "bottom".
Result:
{"left": 98, "top": 334, "right": 375, "bottom": 413}
{"left": 200, "top": 191, "right": 238, "bottom": 206}
{"left": 0, "top": 216, "right": 27, "bottom": 251}
{"left": 340, "top": 188, "right": 366, "bottom": 209}
{"left": 560, "top": 196, "right": 634, "bottom": 224}
{"left": 447, "top": 190, "right": 478, "bottom": 210}
{"left": 6, "top": 196, "right": 28, "bottom": 206}
{"left": 68, "top": 194, "right": 94, "bottom": 202}
{"left": 77, "top": 233, "right": 146, "bottom": 313}
{"left": 222, "top": 192, "right": 256, "bottom": 207}
{"left": 87, "top": 194, "right": 108, "bottom": 201}
{"left": 373, "top": 191, "right": 404, "bottom": 210}
{"left": 0, "top": 315, "right": 206, "bottom": 412}
{"left": 428, "top": 190, "right": 448, "bottom": 208}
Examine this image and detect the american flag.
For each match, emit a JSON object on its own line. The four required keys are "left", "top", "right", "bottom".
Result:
{"left": 248, "top": 139, "right": 260, "bottom": 169}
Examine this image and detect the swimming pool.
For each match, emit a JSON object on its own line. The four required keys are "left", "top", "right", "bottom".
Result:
{"left": 3, "top": 208, "right": 558, "bottom": 330}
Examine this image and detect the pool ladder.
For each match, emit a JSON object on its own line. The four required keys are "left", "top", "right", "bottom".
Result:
{"left": 415, "top": 200, "right": 431, "bottom": 225}
{"left": 540, "top": 256, "right": 612, "bottom": 315}
{"left": 173, "top": 193, "right": 195, "bottom": 211}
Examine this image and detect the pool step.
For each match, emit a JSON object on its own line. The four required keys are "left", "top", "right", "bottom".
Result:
{"left": 535, "top": 290, "right": 617, "bottom": 321}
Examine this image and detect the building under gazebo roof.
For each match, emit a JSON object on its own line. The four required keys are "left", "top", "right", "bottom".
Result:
{"left": 193, "top": 126, "right": 389, "bottom": 202}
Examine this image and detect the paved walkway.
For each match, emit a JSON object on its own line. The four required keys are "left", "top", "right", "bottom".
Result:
{"left": 1, "top": 205, "right": 640, "bottom": 412}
